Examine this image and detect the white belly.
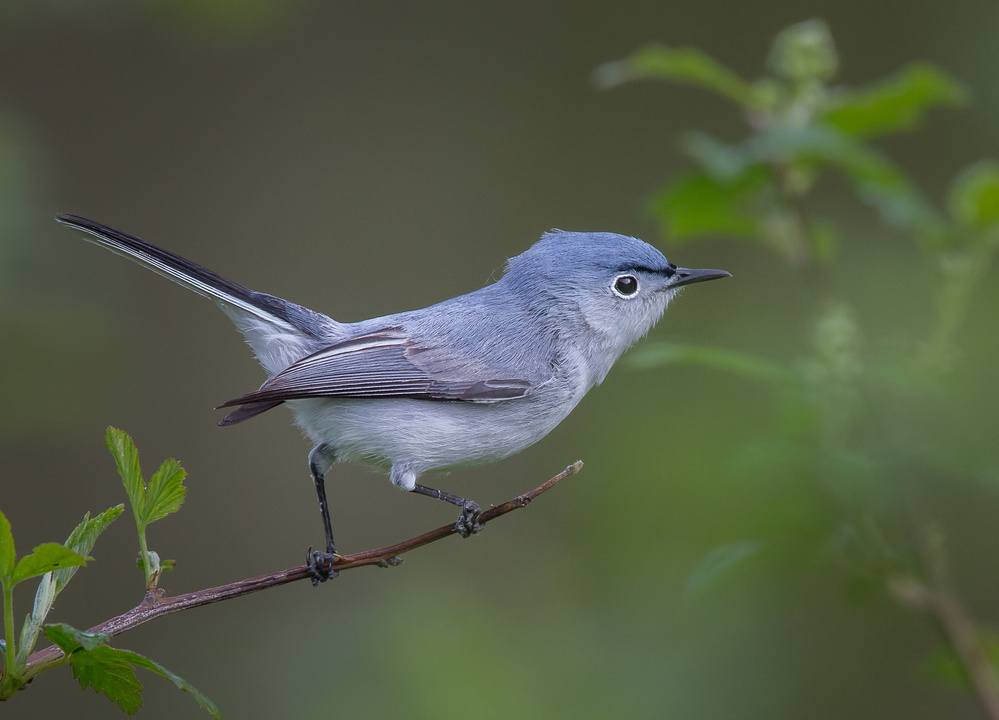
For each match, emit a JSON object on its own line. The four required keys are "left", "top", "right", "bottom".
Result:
{"left": 286, "top": 388, "right": 581, "bottom": 476}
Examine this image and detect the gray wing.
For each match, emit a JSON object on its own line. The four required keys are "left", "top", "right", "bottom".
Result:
{"left": 217, "top": 327, "right": 533, "bottom": 424}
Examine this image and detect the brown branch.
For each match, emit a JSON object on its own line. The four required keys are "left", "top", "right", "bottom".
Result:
{"left": 890, "top": 522, "right": 999, "bottom": 720}
{"left": 22, "top": 460, "right": 583, "bottom": 678}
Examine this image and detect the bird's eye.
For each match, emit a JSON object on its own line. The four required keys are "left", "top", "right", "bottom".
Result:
{"left": 612, "top": 274, "right": 639, "bottom": 298}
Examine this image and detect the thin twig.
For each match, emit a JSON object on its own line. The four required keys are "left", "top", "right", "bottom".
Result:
{"left": 22, "top": 461, "right": 583, "bottom": 678}
{"left": 891, "top": 521, "right": 999, "bottom": 720}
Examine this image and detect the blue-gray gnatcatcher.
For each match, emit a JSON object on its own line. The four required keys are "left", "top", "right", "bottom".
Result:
{"left": 57, "top": 214, "right": 730, "bottom": 583}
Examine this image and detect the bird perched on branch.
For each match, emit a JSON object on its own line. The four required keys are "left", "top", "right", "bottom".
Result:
{"left": 57, "top": 214, "right": 729, "bottom": 584}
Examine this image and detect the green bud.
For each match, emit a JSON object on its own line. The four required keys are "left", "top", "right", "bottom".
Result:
{"left": 768, "top": 19, "right": 839, "bottom": 82}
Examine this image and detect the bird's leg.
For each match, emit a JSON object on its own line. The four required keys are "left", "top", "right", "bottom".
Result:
{"left": 412, "top": 483, "right": 483, "bottom": 538}
{"left": 307, "top": 444, "right": 340, "bottom": 586}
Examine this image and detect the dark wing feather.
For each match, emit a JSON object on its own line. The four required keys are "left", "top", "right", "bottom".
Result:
{"left": 217, "top": 328, "right": 532, "bottom": 417}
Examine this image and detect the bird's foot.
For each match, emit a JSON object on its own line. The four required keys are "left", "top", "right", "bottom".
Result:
{"left": 455, "top": 499, "right": 483, "bottom": 538}
{"left": 307, "top": 546, "right": 342, "bottom": 586}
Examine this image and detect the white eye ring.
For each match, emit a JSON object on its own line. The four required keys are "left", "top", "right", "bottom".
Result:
{"left": 612, "top": 273, "right": 640, "bottom": 299}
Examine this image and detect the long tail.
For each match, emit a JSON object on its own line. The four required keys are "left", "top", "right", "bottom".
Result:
{"left": 57, "top": 214, "right": 338, "bottom": 399}
{"left": 56, "top": 214, "right": 329, "bottom": 335}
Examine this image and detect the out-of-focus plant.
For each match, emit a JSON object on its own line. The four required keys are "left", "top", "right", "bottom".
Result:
{"left": 600, "top": 19, "right": 999, "bottom": 717}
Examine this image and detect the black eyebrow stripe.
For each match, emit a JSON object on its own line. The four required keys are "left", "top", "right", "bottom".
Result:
{"left": 615, "top": 263, "right": 676, "bottom": 275}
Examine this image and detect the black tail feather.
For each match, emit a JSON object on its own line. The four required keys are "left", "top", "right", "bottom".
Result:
{"left": 56, "top": 214, "right": 325, "bottom": 338}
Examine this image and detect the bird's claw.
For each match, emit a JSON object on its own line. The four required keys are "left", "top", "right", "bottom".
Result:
{"left": 307, "top": 546, "right": 341, "bottom": 586}
{"left": 455, "top": 499, "right": 483, "bottom": 538}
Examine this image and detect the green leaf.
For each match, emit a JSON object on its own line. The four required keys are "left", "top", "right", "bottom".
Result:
{"left": 43, "top": 623, "right": 110, "bottom": 653}
{"left": 106, "top": 427, "right": 145, "bottom": 526}
{"left": 683, "top": 125, "right": 942, "bottom": 232}
{"left": 13, "top": 507, "right": 123, "bottom": 666}
{"left": 682, "top": 132, "right": 749, "bottom": 180}
{"left": 17, "top": 576, "right": 55, "bottom": 665}
{"left": 11, "top": 544, "right": 87, "bottom": 585}
{"left": 684, "top": 540, "right": 766, "bottom": 596}
{"left": 48, "top": 629, "right": 222, "bottom": 719}
{"left": 948, "top": 161, "right": 999, "bottom": 228}
{"left": 121, "top": 650, "right": 221, "bottom": 718}
{"left": 825, "top": 63, "right": 966, "bottom": 139}
{"left": 629, "top": 342, "right": 792, "bottom": 383}
{"left": 55, "top": 505, "right": 124, "bottom": 594}
{"left": 69, "top": 645, "right": 144, "bottom": 715}
{"left": 138, "top": 550, "right": 162, "bottom": 576}
{"left": 0, "top": 510, "right": 14, "bottom": 582}
{"left": 595, "top": 44, "right": 753, "bottom": 106}
{"left": 649, "top": 170, "right": 767, "bottom": 241}
{"left": 142, "top": 459, "right": 187, "bottom": 527}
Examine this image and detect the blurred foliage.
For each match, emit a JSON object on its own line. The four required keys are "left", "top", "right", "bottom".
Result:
{"left": 598, "top": 19, "right": 971, "bottom": 268}
{"left": 601, "top": 18, "right": 999, "bottom": 706}
{"left": 926, "top": 633, "right": 999, "bottom": 690}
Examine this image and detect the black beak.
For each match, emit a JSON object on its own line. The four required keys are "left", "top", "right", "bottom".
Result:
{"left": 670, "top": 267, "right": 732, "bottom": 288}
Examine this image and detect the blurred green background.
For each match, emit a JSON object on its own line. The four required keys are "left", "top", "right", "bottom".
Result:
{"left": 2, "top": 1, "right": 999, "bottom": 718}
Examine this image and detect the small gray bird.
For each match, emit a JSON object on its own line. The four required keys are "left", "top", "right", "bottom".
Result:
{"left": 57, "top": 215, "right": 729, "bottom": 583}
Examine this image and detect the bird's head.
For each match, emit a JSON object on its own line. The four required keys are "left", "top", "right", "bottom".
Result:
{"left": 504, "top": 230, "right": 730, "bottom": 349}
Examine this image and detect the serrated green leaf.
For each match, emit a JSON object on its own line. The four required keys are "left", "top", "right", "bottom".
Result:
{"left": 142, "top": 459, "right": 187, "bottom": 527}
{"left": 825, "top": 63, "right": 966, "bottom": 139}
{"left": 106, "top": 427, "right": 145, "bottom": 526}
{"left": 595, "top": 44, "right": 753, "bottom": 106}
{"left": 55, "top": 636, "right": 221, "bottom": 719}
{"left": 11, "top": 544, "right": 87, "bottom": 585}
{"left": 70, "top": 645, "right": 144, "bottom": 714}
{"left": 122, "top": 650, "right": 221, "bottom": 718}
{"left": 55, "top": 505, "right": 124, "bottom": 594}
{"left": 0, "top": 510, "right": 14, "bottom": 582}
{"left": 948, "top": 161, "right": 999, "bottom": 228}
{"left": 684, "top": 540, "right": 766, "bottom": 596}
{"left": 649, "top": 169, "right": 767, "bottom": 241}
{"left": 43, "top": 623, "right": 110, "bottom": 653}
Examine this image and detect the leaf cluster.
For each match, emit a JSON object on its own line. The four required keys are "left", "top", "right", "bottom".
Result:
{"left": 601, "top": 19, "right": 999, "bottom": 684}
{"left": 1, "top": 427, "right": 217, "bottom": 716}
{"left": 106, "top": 426, "right": 186, "bottom": 590}
{"left": 596, "top": 18, "right": 997, "bottom": 274}
{"left": 0, "top": 505, "right": 116, "bottom": 696}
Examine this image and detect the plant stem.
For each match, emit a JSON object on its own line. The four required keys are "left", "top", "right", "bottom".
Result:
{"left": 2, "top": 581, "right": 17, "bottom": 696}
{"left": 892, "top": 521, "right": 999, "bottom": 720}
{"left": 136, "top": 529, "right": 152, "bottom": 590}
